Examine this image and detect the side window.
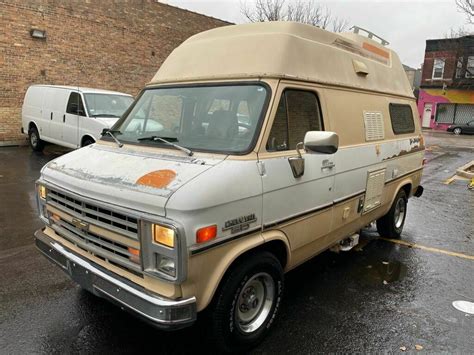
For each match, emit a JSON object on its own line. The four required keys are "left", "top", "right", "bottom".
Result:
{"left": 66, "top": 92, "right": 86, "bottom": 116}
{"left": 389, "top": 103, "right": 415, "bottom": 134}
{"left": 266, "top": 90, "right": 323, "bottom": 151}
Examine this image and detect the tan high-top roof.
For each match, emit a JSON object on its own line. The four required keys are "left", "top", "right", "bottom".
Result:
{"left": 150, "top": 21, "right": 414, "bottom": 98}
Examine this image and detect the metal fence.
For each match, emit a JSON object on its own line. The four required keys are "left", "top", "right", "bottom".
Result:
{"left": 436, "top": 103, "right": 474, "bottom": 124}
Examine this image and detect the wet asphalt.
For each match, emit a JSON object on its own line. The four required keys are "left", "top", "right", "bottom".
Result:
{"left": 0, "top": 131, "right": 473, "bottom": 354}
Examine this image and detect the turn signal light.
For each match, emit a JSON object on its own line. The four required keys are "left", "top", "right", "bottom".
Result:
{"left": 38, "top": 185, "right": 47, "bottom": 199}
{"left": 128, "top": 247, "right": 140, "bottom": 264}
{"left": 196, "top": 225, "right": 217, "bottom": 243}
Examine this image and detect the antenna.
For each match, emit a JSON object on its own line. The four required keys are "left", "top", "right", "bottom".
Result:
{"left": 350, "top": 26, "right": 389, "bottom": 46}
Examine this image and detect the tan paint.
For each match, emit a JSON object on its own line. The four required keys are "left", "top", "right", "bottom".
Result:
{"left": 150, "top": 22, "right": 413, "bottom": 99}
{"left": 182, "top": 233, "right": 266, "bottom": 311}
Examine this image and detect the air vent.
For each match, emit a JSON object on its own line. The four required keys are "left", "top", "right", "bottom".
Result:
{"left": 363, "top": 111, "right": 385, "bottom": 141}
{"left": 363, "top": 168, "right": 386, "bottom": 213}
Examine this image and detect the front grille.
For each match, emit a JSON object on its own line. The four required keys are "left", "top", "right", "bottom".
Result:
{"left": 48, "top": 189, "right": 138, "bottom": 239}
{"left": 46, "top": 187, "right": 142, "bottom": 276}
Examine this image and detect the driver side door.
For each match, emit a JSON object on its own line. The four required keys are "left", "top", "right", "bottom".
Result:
{"left": 63, "top": 92, "right": 86, "bottom": 147}
{"left": 259, "top": 85, "right": 335, "bottom": 259}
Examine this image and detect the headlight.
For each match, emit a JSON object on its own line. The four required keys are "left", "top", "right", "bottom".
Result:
{"left": 36, "top": 182, "right": 49, "bottom": 224}
{"left": 156, "top": 255, "right": 176, "bottom": 278}
{"left": 141, "top": 220, "right": 184, "bottom": 282}
{"left": 152, "top": 224, "right": 175, "bottom": 248}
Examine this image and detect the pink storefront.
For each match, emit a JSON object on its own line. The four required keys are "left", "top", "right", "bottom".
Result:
{"left": 417, "top": 88, "right": 474, "bottom": 131}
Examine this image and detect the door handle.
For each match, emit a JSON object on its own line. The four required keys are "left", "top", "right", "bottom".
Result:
{"left": 50, "top": 112, "right": 53, "bottom": 120}
{"left": 63, "top": 114, "right": 66, "bottom": 123}
{"left": 321, "top": 160, "right": 335, "bottom": 170}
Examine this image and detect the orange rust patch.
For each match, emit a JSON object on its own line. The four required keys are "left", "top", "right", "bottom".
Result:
{"left": 136, "top": 169, "right": 176, "bottom": 189}
{"left": 362, "top": 42, "right": 390, "bottom": 59}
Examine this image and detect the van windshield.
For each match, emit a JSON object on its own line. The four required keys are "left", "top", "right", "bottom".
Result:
{"left": 84, "top": 93, "right": 133, "bottom": 118}
{"left": 110, "top": 84, "right": 268, "bottom": 154}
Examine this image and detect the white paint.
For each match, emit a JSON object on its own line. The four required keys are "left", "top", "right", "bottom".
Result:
{"left": 22, "top": 85, "right": 132, "bottom": 148}
{"left": 422, "top": 103, "right": 433, "bottom": 128}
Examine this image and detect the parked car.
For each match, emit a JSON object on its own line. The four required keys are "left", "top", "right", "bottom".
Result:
{"left": 22, "top": 85, "right": 134, "bottom": 151}
{"left": 447, "top": 120, "right": 474, "bottom": 135}
{"left": 34, "top": 22, "right": 424, "bottom": 351}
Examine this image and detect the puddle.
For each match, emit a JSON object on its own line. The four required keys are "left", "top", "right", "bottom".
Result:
{"left": 354, "top": 259, "right": 407, "bottom": 285}
{"left": 452, "top": 300, "right": 474, "bottom": 315}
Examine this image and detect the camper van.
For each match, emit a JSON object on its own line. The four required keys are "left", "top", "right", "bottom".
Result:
{"left": 22, "top": 85, "right": 133, "bottom": 151}
{"left": 34, "top": 23, "right": 424, "bottom": 351}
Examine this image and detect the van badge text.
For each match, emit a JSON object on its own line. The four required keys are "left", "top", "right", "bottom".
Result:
{"left": 223, "top": 214, "right": 257, "bottom": 234}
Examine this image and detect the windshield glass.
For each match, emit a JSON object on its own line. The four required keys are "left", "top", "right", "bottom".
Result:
{"left": 111, "top": 84, "right": 268, "bottom": 154}
{"left": 84, "top": 93, "right": 133, "bottom": 118}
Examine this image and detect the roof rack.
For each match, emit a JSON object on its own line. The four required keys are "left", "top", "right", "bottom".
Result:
{"left": 350, "top": 26, "right": 389, "bottom": 46}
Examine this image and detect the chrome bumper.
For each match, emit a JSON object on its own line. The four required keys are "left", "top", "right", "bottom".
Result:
{"left": 34, "top": 229, "right": 196, "bottom": 330}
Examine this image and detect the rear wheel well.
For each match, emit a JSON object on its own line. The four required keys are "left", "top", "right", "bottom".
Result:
{"left": 81, "top": 135, "right": 95, "bottom": 146}
{"left": 400, "top": 183, "right": 412, "bottom": 198}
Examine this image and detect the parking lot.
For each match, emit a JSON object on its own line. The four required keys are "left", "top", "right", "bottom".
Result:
{"left": 0, "top": 131, "right": 473, "bottom": 353}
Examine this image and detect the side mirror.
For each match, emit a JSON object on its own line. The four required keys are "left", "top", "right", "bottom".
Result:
{"left": 304, "top": 131, "right": 339, "bottom": 154}
{"left": 77, "top": 109, "right": 85, "bottom": 116}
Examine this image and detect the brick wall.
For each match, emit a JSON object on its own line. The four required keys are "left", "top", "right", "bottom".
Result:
{"left": 421, "top": 50, "right": 457, "bottom": 87}
{"left": 0, "top": 0, "right": 230, "bottom": 145}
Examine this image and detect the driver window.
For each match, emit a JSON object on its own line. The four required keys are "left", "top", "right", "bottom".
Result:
{"left": 266, "top": 89, "right": 323, "bottom": 151}
{"left": 148, "top": 95, "right": 183, "bottom": 133}
{"left": 66, "top": 92, "right": 86, "bottom": 116}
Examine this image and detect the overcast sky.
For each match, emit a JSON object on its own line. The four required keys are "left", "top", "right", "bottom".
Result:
{"left": 162, "top": 0, "right": 473, "bottom": 68}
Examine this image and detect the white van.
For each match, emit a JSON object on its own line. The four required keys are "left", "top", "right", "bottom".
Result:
{"left": 34, "top": 23, "right": 425, "bottom": 351}
{"left": 22, "top": 85, "right": 133, "bottom": 151}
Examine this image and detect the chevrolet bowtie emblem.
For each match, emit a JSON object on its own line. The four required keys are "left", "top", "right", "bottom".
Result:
{"left": 71, "top": 218, "right": 89, "bottom": 231}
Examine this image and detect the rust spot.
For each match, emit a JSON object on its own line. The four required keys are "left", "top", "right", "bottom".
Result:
{"left": 136, "top": 169, "right": 176, "bottom": 189}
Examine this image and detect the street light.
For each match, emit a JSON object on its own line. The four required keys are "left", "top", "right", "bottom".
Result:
{"left": 30, "top": 29, "right": 47, "bottom": 39}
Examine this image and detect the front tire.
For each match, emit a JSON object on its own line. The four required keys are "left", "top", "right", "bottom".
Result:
{"left": 453, "top": 127, "right": 462, "bottom": 135}
{"left": 209, "top": 252, "right": 284, "bottom": 352}
{"left": 28, "top": 126, "right": 45, "bottom": 152}
{"left": 376, "top": 189, "right": 408, "bottom": 239}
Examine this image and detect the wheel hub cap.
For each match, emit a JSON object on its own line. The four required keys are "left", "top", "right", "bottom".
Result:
{"left": 235, "top": 272, "right": 275, "bottom": 333}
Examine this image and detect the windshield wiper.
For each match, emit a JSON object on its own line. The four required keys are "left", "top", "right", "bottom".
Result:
{"left": 102, "top": 128, "right": 123, "bottom": 148}
{"left": 138, "top": 136, "right": 193, "bottom": 156}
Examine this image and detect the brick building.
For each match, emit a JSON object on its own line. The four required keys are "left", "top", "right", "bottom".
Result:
{"left": 417, "top": 35, "right": 474, "bottom": 130}
{"left": 0, "top": 0, "right": 230, "bottom": 145}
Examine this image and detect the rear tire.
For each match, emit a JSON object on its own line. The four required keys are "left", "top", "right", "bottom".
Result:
{"left": 28, "top": 126, "right": 45, "bottom": 152}
{"left": 208, "top": 251, "right": 284, "bottom": 352}
{"left": 376, "top": 189, "right": 408, "bottom": 239}
{"left": 453, "top": 127, "right": 462, "bottom": 135}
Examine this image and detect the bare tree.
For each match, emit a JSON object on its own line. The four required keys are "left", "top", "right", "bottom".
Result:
{"left": 445, "top": 26, "right": 473, "bottom": 38}
{"left": 241, "top": 0, "right": 349, "bottom": 32}
{"left": 241, "top": 0, "right": 286, "bottom": 22}
{"left": 456, "top": 0, "right": 474, "bottom": 24}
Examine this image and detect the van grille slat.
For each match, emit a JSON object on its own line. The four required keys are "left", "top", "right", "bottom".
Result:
{"left": 50, "top": 222, "right": 141, "bottom": 274}
{"left": 48, "top": 189, "right": 139, "bottom": 239}
{"left": 46, "top": 187, "right": 142, "bottom": 276}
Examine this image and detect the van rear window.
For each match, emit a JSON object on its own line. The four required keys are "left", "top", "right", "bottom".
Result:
{"left": 389, "top": 104, "right": 415, "bottom": 134}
